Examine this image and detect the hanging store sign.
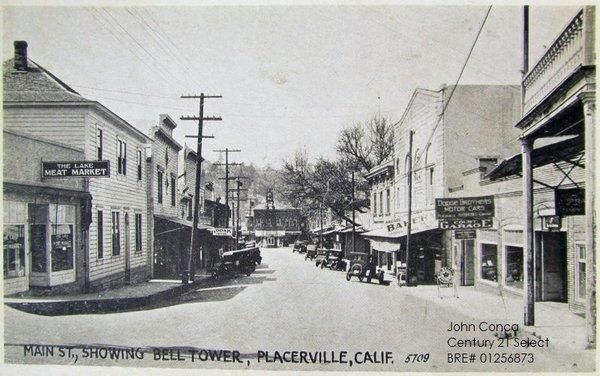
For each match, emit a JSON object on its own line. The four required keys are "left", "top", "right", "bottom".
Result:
{"left": 42, "top": 161, "right": 110, "bottom": 178}
{"left": 211, "top": 228, "right": 233, "bottom": 237}
{"left": 542, "top": 216, "right": 561, "bottom": 231}
{"left": 439, "top": 218, "right": 493, "bottom": 230}
{"left": 435, "top": 196, "right": 495, "bottom": 220}
{"left": 555, "top": 188, "right": 585, "bottom": 216}
{"left": 454, "top": 229, "right": 477, "bottom": 239}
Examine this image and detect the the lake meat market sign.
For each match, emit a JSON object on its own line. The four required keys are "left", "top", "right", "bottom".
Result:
{"left": 435, "top": 195, "right": 495, "bottom": 230}
{"left": 42, "top": 161, "right": 110, "bottom": 178}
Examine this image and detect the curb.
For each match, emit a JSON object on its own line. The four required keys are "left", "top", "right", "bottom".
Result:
{"left": 4, "top": 278, "right": 209, "bottom": 316}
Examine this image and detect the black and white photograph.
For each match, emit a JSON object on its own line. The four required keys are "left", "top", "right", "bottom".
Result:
{"left": 1, "top": 2, "right": 597, "bottom": 374}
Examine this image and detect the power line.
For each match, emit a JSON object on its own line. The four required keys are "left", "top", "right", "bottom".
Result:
{"left": 415, "top": 6, "right": 493, "bottom": 162}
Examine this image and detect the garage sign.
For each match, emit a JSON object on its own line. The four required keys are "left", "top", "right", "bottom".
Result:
{"left": 435, "top": 196, "right": 494, "bottom": 220}
{"left": 439, "top": 218, "right": 493, "bottom": 230}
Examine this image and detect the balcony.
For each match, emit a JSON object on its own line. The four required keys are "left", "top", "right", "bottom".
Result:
{"left": 522, "top": 8, "right": 594, "bottom": 116}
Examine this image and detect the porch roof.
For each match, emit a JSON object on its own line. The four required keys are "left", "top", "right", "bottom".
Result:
{"left": 487, "top": 135, "right": 584, "bottom": 181}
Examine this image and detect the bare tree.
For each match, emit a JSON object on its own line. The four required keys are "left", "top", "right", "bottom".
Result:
{"left": 336, "top": 114, "right": 395, "bottom": 172}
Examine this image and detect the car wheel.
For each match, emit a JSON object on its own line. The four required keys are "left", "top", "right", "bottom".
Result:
{"left": 378, "top": 273, "right": 385, "bottom": 284}
{"left": 366, "top": 277, "right": 372, "bottom": 283}
{"left": 320, "top": 262, "right": 324, "bottom": 269}
{"left": 346, "top": 272, "right": 352, "bottom": 281}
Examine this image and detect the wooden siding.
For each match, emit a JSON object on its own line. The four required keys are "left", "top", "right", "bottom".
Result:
{"left": 85, "top": 109, "right": 150, "bottom": 282}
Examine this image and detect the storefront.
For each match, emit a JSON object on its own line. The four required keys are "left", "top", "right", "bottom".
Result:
{"left": 362, "top": 210, "right": 443, "bottom": 284}
{"left": 3, "top": 130, "right": 91, "bottom": 296}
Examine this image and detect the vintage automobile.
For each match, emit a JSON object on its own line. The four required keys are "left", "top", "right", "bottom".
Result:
{"left": 314, "top": 248, "right": 329, "bottom": 268}
{"left": 324, "top": 249, "right": 346, "bottom": 270}
{"left": 345, "top": 252, "right": 385, "bottom": 284}
{"left": 305, "top": 244, "right": 318, "bottom": 260}
{"left": 292, "top": 241, "right": 307, "bottom": 253}
{"left": 211, "top": 247, "right": 258, "bottom": 278}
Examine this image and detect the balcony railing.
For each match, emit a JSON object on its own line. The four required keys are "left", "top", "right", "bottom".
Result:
{"left": 522, "top": 8, "right": 593, "bottom": 114}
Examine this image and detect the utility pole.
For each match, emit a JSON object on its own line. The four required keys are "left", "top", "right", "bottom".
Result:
{"left": 351, "top": 169, "right": 356, "bottom": 254}
{"left": 227, "top": 176, "right": 248, "bottom": 248}
{"left": 180, "top": 93, "right": 222, "bottom": 285}
{"left": 228, "top": 180, "right": 248, "bottom": 248}
{"left": 213, "top": 149, "right": 241, "bottom": 228}
{"left": 406, "top": 130, "right": 414, "bottom": 287}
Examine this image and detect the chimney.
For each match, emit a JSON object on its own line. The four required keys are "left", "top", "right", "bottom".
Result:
{"left": 14, "top": 41, "right": 28, "bottom": 71}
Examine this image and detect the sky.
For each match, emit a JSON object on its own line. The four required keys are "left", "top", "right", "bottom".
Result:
{"left": 2, "top": 4, "right": 580, "bottom": 168}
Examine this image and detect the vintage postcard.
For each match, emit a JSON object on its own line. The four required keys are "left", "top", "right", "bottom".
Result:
{"left": 1, "top": 2, "right": 597, "bottom": 374}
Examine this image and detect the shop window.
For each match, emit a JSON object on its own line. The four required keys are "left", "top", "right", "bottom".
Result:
{"left": 480, "top": 243, "right": 498, "bottom": 282}
{"left": 29, "top": 204, "right": 49, "bottom": 273}
{"left": 505, "top": 246, "right": 523, "bottom": 289}
{"left": 97, "top": 210, "right": 104, "bottom": 259}
{"left": 135, "top": 213, "right": 142, "bottom": 252}
{"left": 112, "top": 211, "right": 121, "bottom": 256}
{"left": 51, "top": 224, "right": 74, "bottom": 272}
{"left": 157, "top": 169, "right": 163, "bottom": 204}
{"left": 4, "top": 225, "right": 25, "bottom": 278}
{"left": 576, "top": 243, "right": 586, "bottom": 300}
{"left": 49, "top": 204, "right": 75, "bottom": 272}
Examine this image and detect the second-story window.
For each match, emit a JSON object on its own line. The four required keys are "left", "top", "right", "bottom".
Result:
{"left": 117, "top": 139, "right": 127, "bottom": 175}
{"left": 386, "top": 189, "right": 390, "bottom": 215}
{"left": 165, "top": 150, "right": 169, "bottom": 166}
{"left": 137, "top": 150, "right": 142, "bottom": 181}
{"left": 171, "top": 176, "right": 176, "bottom": 206}
{"left": 373, "top": 193, "right": 377, "bottom": 216}
{"left": 96, "top": 129, "right": 103, "bottom": 160}
{"left": 157, "top": 169, "right": 163, "bottom": 204}
{"left": 379, "top": 191, "right": 383, "bottom": 216}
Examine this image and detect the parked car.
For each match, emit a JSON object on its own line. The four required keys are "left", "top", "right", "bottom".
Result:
{"left": 314, "top": 248, "right": 329, "bottom": 268}
{"left": 292, "top": 241, "right": 307, "bottom": 253}
{"left": 346, "top": 252, "right": 384, "bottom": 284}
{"left": 325, "top": 249, "right": 346, "bottom": 270}
{"left": 305, "top": 244, "right": 317, "bottom": 260}
{"left": 211, "top": 248, "right": 257, "bottom": 278}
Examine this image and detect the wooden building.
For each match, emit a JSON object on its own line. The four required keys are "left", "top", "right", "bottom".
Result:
{"left": 3, "top": 41, "right": 152, "bottom": 292}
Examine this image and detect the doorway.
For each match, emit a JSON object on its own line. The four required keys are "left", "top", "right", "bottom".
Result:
{"left": 460, "top": 239, "right": 475, "bottom": 286}
{"left": 535, "top": 231, "right": 567, "bottom": 302}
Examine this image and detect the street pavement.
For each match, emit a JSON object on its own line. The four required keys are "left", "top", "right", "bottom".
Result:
{"left": 3, "top": 247, "right": 594, "bottom": 372}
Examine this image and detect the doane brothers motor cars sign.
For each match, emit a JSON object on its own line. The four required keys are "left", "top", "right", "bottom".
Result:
{"left": 42, "top": 161, "right": 110, "bottom": 178}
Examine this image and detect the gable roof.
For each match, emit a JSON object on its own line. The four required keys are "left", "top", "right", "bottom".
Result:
{"left": 3, "top": 58, "right": 91, "bottom": 103}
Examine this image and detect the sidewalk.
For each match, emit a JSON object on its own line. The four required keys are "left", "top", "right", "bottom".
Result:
{"left": 4, "top": 275, "right": 211, "bottom": 316}
{"left": 398, "top": 285, "right": 590, "bottom": 353}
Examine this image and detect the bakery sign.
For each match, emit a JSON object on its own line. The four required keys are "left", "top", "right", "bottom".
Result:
{"left": 42, "top": 161, "right": 110, "bottom": 178}
{"left": 385, "top": 210, "right": 437, "bottom": 235}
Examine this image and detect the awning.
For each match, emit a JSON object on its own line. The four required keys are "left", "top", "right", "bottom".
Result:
{"left": 487, "top": 135, "right": 584, "bottom": 181}
{"left": 154, "top": 214, "right": 213, "bottom": 230}
{"left": 371, "top": 239, "right": 401, "bottom": 253}
{"left": 340, "top": 225, "right": 364, "bottom": 233}
{"left": 362, "top": 210, "right": 438, "bottom": 239}
{"left": 322, "top": 226, "right": 345, "bottom": 235}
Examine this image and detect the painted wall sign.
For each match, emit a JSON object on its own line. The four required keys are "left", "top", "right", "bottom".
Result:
{"left": 211, "top": 228, "right": 233, "bottom": 237}
{"left": 435, "top": 195, "right": 495, "bottom": 220}
{"left": 439, "top": 218, "right": 493, "bottom": 230}
{"left": 555, "top": 188, "right": 585, "bottom": 216}
{"left": 454, "top": 229, "right": 477, "bottom": 239}
{"left": 42, "top": 161, "right": 110, "bottom": 178}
